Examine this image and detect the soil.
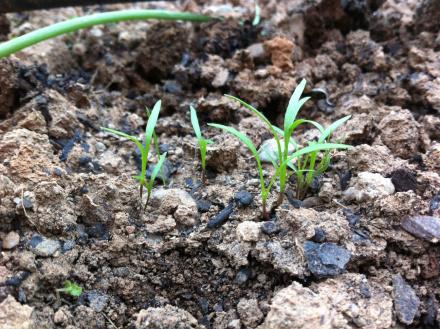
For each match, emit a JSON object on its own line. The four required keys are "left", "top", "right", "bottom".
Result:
{"left": 0, "top": 0, "right": 440, "bottom": 328}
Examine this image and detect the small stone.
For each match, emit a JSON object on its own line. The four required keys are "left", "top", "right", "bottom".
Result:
{"left": 402, "top": 216, "right": 440, "bottom": 243}
{"left": 196, "top": 199, "right": 212, "bottom": 213}
{"left": 304, "top": 241, "right": 351, "bottom": 278}
{"left": 54, "top": 308, "right": 70, "bottom": 325}
{"left": 261, "top": 221, "right": 280, "bottom": 235}
{"left": 429, "top": 192, "right": 440, "bottom": 215}
{"left": 0, "top": 295, "right": 34, "bottom": 329}
{"left": 391, "top": 168, "right": 417, "bottom": 192}
{"left": 311, "top": 227, "right": 326, "bottom": 243}
{"left": 62, "top": 240, "right": 75, "bottom": 252}
{"left": 2, "top": 231, "right": 19, "bottom": 249}
{"left": 247, "top": 43, "right": 266, "bottom": 60}
{"left": 259, "top": 138, "right": 295, "bottom": 163}
{"left": 344, "top": 172, "right": 395, "bottom": 202}
{"left": 29, "top": 235, "right": 60, "bottom": 257}
{"left": 235, "top": 267, "right": 252, "bottom": 285}
{"left": 302, "top": 197, "right": 321, "bottom": 208}
{"left": 86, "top": 291, "right": 109, "bottom": 312}
{"left": 237, "top": 298, "right": 264, "bottom": 328}
{"left": 236, "top": 221, "right": 261, "bottom": 242}
{"left": 393, "top": 274, "right": 420, "bottom": 325}
{"left": 235, "top": 190, "right": 253, "bottom": 206}
{"left": 207, "top": 203, "right": 234, "bottom": 229}
{"left": 343, "top": 208, "right": 361, "bottom": 226}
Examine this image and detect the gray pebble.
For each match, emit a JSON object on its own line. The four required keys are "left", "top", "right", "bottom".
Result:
{"left": 235, "top": 190, "right": 253, "bottom": 207}
{"left": 401, "top": 216, "right": 440, "bottom": 243}
{"left": 29, "top": 235, "right": 60, "bottom": 257}
{"left": 304, "top": 241, "right": 351, "bottom": 278}
{"left": 393, "top": 274, "right": 420, "bottom": 325}
{"left": 86, "top": 291, "right": 109, "bottom": 312}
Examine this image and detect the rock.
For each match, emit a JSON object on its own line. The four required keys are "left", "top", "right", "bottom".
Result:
{"left": 377, "top": 109, "right": 420, "bottom": 159}
{"left": 0, "top": 295, "right": 34, "bottom": 329}
{"left": 237, "top": 298, "right": 264, "bottom": 328}
{"left": 62, "top": 240, "right": 76, "bottom": 252}
{"left": 261, "top": 221, "right": 280, "bottom": 235}
{"left": 234, "top": 190, "right": 253, "bottom": 206}
{"left": 29, "top": 235, "right": 60, "bottom": 257}
{"left": 146, "top": 215, "right": 176, "bottom": 234}
{"left": 86, "top": 291, "right": 108, "bottom": 312}
{"left": 346, "top": 144, "right": 404, "bottom": 174}
{"left": 343, "top": 208, "right": 360, "bottom": 226}
{"left": 259, "top": 282, "right": 339, "bottom": 329}
{"left": 246, "top": 43, "right": 266, "bottom": 60}
{"left": 151, "top": 189, "right": 198, "bottom": 226}
{"left": 196, "top": 199, "right": 212, "bottom": 213}
{"left": 264, "top": 36, "right": 294, "bottom": 70}
{"left": 236, "top": 221, "right": 261, "bottom": 242}
{"left": 401, "top": 216, "right": 440, "bottom": 243}
{"left": 207, "top": 203, "right": 234, "bottom": 229}
{"left": 346, "top": 30, "right": 386, "bottom": 71}
{"left": 135, "top": 304, "right": 201, "bottom": 329}
{"left": 311, "top": 227, "right": 326, "bottom": 243}
{"left": 2, "top": 231, "right": 19, "bottom": 249}
{"left": 259, "top": 138, "right": 295, "bottom": 164}
{"left": 344, "top": 172, "right": 395, "bottom": 202}
{"left": 390, "top": 168, "right": 417, "bottom": 192}
{"left": 235, "top": 268, "right": 251, "bottom": 285}
{"left": 430, "top": 192, "right": 440, "bottom": 216}
{"left": 304, "top": 241, "right": 351, "bottom": 278}
{"left": 255, "top": 240, "right": 305, "bottom": 276}
{"left": 425, "top": 78, "right": 440, "bottom": 113}
{"left": 393, "top": 275, "right": 420, "bottom": 325}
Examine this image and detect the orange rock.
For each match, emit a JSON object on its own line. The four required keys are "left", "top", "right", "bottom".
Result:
{"left": 264, "top": 36, "right": 295, "bottom": 70}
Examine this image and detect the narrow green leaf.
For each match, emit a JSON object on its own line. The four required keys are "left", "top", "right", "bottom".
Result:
{"left": 150, "top": 152, "right": 167, "bottom": 185}
{"left": 190, "top": 106, "right": 202, "bottom": 140}
{"left": 283, "top": 143, "right": 351, "bottom": 167}
{"left": 101, "top": 127, "right": 144, "bottom": 151}
{"left": 208, "top": 123, "right": 259, "bottom": 158}
{"left": 284, "top": 79, "right": 307, "bottom": 131}
{"left": 319, "top": 115, "right": 351, "bottom": 143}
{"left": 145, "top": 100, "right": 162, "bottom": 153}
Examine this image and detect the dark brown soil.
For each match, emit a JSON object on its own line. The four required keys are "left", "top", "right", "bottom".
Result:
{"left": 0, "top": 0, "right": 439, "bottom": 328}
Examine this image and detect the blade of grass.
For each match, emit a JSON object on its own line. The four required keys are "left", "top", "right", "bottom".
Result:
{"left": 0, "top": 10, "right": 211, "bottom": 58}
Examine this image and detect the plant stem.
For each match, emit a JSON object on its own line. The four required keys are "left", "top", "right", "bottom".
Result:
{"left": 0, "top": 9, "right": 211, "bottom": 59}
{"left": 262, "top": 200, "right": 269, "bottom": 220}
{"left": 201, "top": 169, "right": 206, "bottom": 185}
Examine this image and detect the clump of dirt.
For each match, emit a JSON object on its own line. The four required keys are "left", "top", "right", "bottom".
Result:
{"left": 1, "top": 0, "right": 440, "bottom": 328}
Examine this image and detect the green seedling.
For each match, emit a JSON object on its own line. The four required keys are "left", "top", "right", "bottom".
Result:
{"left": 293, "top": 116, "right": 351, "bottom": 199}
{"left": 57, "top": 280, "right": 82, "bottom": 297}
{"left": 0, "top": 9, "right": 211, "bottom": 59}
{"left": 146, "top": 106, "right": 166, "bottom": 186}
{"left": 101, "top": 100, "right": 167, "bottom": 208}
{"left": 211, "top": 79, "right": 351, "bottom": 217}
{"left": 190, "top": 106, "right": 213, "bottom": 183}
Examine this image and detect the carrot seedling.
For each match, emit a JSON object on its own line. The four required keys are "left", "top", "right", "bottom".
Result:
{"left": 211, "top": 79, "right": 351, "bottom": 217}
{"left": 190, "top": 106, "right": 213, "bottom": 183}
{"left": 101, "top": 100, "right": 167, "bottom": 208}
{"left": 57, "top": 280, "right": 82, "bottom": 297}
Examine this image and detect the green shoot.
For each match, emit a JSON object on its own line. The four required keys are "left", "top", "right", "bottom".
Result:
{"left": 101, "top": 100, "right": 166, "bottom": 209}
{"left": 208, "top": 123, "right": 275, "bottom": 220}
{"left": 0, "top": 10, "right": 211, "bottom": 59}
{"left": 57, "top": 280, "right": 82, "bottom": 297}
{"left": 218, "top": 79, "right": 351, "bottom": 213}
{"left": 190, "top": 106, "right": 213, "bottom": 183}
{"left": 146, "top": 106, "right": 166, "bottom": 186}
